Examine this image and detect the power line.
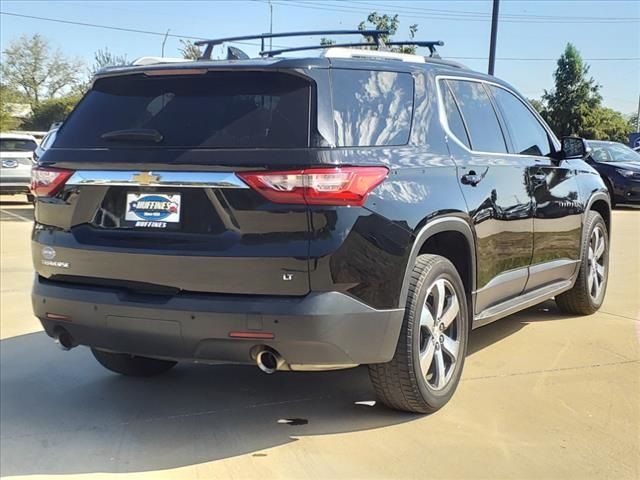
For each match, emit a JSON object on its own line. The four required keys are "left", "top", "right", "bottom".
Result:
{"left": 1, "top": 10, "right": 638, "bottom": 63}
{"left": 274, "top": 0, "right": 640, "bottom": 23}
{"left": 347, "top": 0, "right": 640, "bottom": 22}
{"left": 0, "top": 11, "right": 288, "bottom": 49}
{"left": 450, "top": 57, "right": 640, "bottom": 62}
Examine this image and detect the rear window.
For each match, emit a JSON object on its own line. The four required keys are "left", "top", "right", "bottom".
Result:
{"left": 332, "top": 70, "right": 414, "bottom": 147}
{"left": 55, "top": 71, "right": 310, "bottom": 149}
{"left": 0, "top": 138, "right": 37, "bottom": 152}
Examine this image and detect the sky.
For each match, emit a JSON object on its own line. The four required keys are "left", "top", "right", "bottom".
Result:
{"left": 1, "top": 0, "right": 639, "bottom": 114}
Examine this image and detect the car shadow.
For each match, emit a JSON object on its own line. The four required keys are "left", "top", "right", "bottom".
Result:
{"left": 0, "top": 331, "right": 417, "bottom": 476}
{"left": 467, "top": 299, "right": 571, "bottom": 356}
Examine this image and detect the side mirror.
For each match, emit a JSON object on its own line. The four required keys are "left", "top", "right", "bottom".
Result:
{"left": 560, "top": 136, "right": 590, "bottom": 159}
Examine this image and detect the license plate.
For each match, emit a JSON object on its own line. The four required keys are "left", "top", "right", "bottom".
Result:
{"left": 125, "top": 193, "right": 181, "bottom": 228}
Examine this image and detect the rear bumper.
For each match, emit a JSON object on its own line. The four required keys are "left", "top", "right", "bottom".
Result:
{"left": 32, "top": 277, "right": 405, "bottom": 369}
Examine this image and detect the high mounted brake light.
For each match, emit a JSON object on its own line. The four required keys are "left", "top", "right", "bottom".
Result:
{"left": 238, "top": 167, "right": 388, "bottom": 206}
{"left": 31, "top": 167, "right": 74, "bottom": 197}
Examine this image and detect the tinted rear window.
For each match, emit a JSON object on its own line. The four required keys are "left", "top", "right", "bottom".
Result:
{"left": 1, "top": 139, "right": 38, "bottom": 152}
{"left": 332, "top": 70, "right": 414, "bottom": 147}
{"left": 447, "top": 80, "right": 507, "bottom": 154}
{"left": 55, "top": 71, "right": 310, "bottom": 149}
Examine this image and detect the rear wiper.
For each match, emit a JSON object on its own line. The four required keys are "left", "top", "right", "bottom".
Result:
{"left": 101, "top": 129, "right": 163, "bottom": 143}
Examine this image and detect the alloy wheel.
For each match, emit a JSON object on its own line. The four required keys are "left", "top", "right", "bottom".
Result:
{"left": 418, "top": 278, "right": 462, "bottom": 391}
{"left": 588, "top": 225, "right": 607, "bottom": 302}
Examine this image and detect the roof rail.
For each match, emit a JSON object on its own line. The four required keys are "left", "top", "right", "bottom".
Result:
{"left": 194, "top": 29, "right": 389, "bottom": 60}
{"left": 322, "top": 48, "right": 427, "bottom": 64}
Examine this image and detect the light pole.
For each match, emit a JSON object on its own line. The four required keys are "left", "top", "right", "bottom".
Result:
{"left": 488, "top": 0, "right": 500, "bottom": 75}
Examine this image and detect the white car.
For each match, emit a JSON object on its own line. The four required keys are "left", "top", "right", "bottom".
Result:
{"left": 0, "top": 132, "right": 38, "bottom": 202}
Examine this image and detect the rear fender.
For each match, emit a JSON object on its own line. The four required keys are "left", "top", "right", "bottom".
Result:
{"left": 398, "top": 216, "right": 476, "bottom": 309}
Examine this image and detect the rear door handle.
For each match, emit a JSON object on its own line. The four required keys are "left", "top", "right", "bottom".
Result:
{"left": 461, "top": 171, "right": 482, "bottom": 186}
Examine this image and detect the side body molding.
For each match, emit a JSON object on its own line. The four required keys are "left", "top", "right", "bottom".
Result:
{"left": 398, "top": 216, "right": 476, "bottom": 308}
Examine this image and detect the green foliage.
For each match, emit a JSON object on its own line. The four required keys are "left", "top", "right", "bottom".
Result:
{"left": 527, "top": 98, "right": 545, "bottom": 114}
{"left": 541, "top": 43, "right": 602, "bottom": 137}
{"left": 1, "top": 34, "right": 84, "bottom": 106}
{"left": 0, "top": 108, "right": 19, "bottom": 131}
{"left": 21, "top": 95, "right": 79, "bottom": 131}
{"left": 320, "top": 38, "right": 336, "bottom": 46}
{"left": 0, "top": 84, "right": 24, "bottom": 131}
{"left": 92, "top": 48, "right": 128, "bottom": 74}
{"left": 179, "top": 40, "right": 202, "bottom": 60}
{"left": 581, "top": 107, "right": 634, "bottom": 143}
{"left": 358, "top": 12, "right": 418, "bottom": 54}
{"left": 319, "top": 11, "right": 418, "bottom": 53}
{"left": 536, "top": 43, "right": 632, "bottom": 143}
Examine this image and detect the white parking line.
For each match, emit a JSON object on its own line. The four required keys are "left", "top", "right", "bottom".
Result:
{"left": 0, "top": 209, "right": 32, "bottom": 222}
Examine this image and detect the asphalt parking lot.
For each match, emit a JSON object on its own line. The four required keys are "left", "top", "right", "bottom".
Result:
{"left": 1, "top": 196, "right": 638, "bottom": 480}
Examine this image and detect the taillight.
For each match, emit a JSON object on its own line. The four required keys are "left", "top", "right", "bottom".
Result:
{"left": 238, "top": 167, "right": 388, "bottom": 206}
{"left": 31, "top": 167, "right": 74, "bottom": 197}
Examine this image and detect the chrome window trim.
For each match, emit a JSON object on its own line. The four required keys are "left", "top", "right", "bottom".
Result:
{"left": 435, "top": 75, "right": 561, "bottom": 158}
{"left": 66, "top": 171, "right": 250, "bottom": 188}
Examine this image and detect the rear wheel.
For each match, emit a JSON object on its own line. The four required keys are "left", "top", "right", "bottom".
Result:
{"left": 369, "top": 254, "right": 469, "bottom": 414}
{"left": 556, "top": 211, "right": 609, "bottom": 315}
{"left": 91, "top": 348, "right": 177, "bottom": 376}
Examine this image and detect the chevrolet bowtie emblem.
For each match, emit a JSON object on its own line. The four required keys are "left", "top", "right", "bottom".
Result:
{"left": 132, "top": 172, "right": 160, "bottom": 185}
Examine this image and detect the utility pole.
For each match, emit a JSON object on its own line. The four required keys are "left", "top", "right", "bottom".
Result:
{"left": 161, "top": 29, "right": 170, "bottom": 57}
{"left": 488, "top": 0, "right": 500, "bottom": 75}
{"left": 269, "top": 0, "right": 273, "bottom": 50}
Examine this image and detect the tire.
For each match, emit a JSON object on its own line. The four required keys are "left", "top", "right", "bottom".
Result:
{"left": 368, "top": 254, "right": 469, "bottom": 414}
{"left": 26, "top": 194, "right": 35, "bottom": 203}
{"left": 91, "top": 348, "right": 177, "bottom": 377}
{"left": 556, "top": 211, "right": 609, "bottom": 315}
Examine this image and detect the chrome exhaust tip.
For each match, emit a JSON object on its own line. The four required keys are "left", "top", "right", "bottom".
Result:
{"left": 256, "top": 348, "right": 284, "bottom": 374}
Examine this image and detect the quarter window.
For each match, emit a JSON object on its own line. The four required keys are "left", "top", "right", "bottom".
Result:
{"left": 490, "top": 86, "right": 551, "bottom": 157}
{"left": 332, "top": 70, "right": 414, "bottom": 147}
{"left": 447, "top": 80, "right": 507, "bottom": 153}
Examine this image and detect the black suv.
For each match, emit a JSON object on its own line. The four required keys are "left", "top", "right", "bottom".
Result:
{"left": 31, "top": 32, "right": 611, "bottom": 413}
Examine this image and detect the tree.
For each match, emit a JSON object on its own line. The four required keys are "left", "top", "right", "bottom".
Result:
{"left": 92, "top": 48, "right": 128, "bottom": 75}
{"left": 179, "top": 40, "right": 202, "bottom": 60}
{"left": 0, "top": 84, "right": 25, "bottom": 131}
{"left": 582, "top": 107, "right": 634, "bottom": 143}
{"left": 0, "top": 34, "right": 84, "bottom": 106}
{"left": 320, "top": 11, "right": 418, "bottom": 54}
{"left": 527, "top": 98, "right": 545, "bottom": 115}
{"left": 541, "top": 43, "right": 601, "bottom": 138}
{"left": 358, "top": 12, "right": 418, "bottom": 54}
{"left": 21, "top": 95, "right": 80, "bottom": 131}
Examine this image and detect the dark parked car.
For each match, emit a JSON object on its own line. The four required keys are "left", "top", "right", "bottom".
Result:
{"left": 586, "top": 140, "right": 640, "bottom": 206}
{"left": 31, "top": 31, "right": 611, "bottom": 413}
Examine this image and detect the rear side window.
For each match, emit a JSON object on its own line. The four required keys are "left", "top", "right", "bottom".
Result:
{"left": 489, "top": 86, "right": 551, "bottom": 157}
{"left": 447, "top": 80, "right": 507, "bottom": 153}
{"left": 332, "top": 70, "right": 413, "bottom": 147}
{"left": 55, "top": 71, "right": 310, "bottom": 149}
{"left": 441, "top": 83, "right": 470, "bottom": 148}
{"left": 0, "top": 138, "right": 37, "bottom": 152}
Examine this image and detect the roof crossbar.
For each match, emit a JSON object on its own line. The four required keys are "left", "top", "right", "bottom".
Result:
{"left": 195, "top": 29, "right": 390, "bottom": 60}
